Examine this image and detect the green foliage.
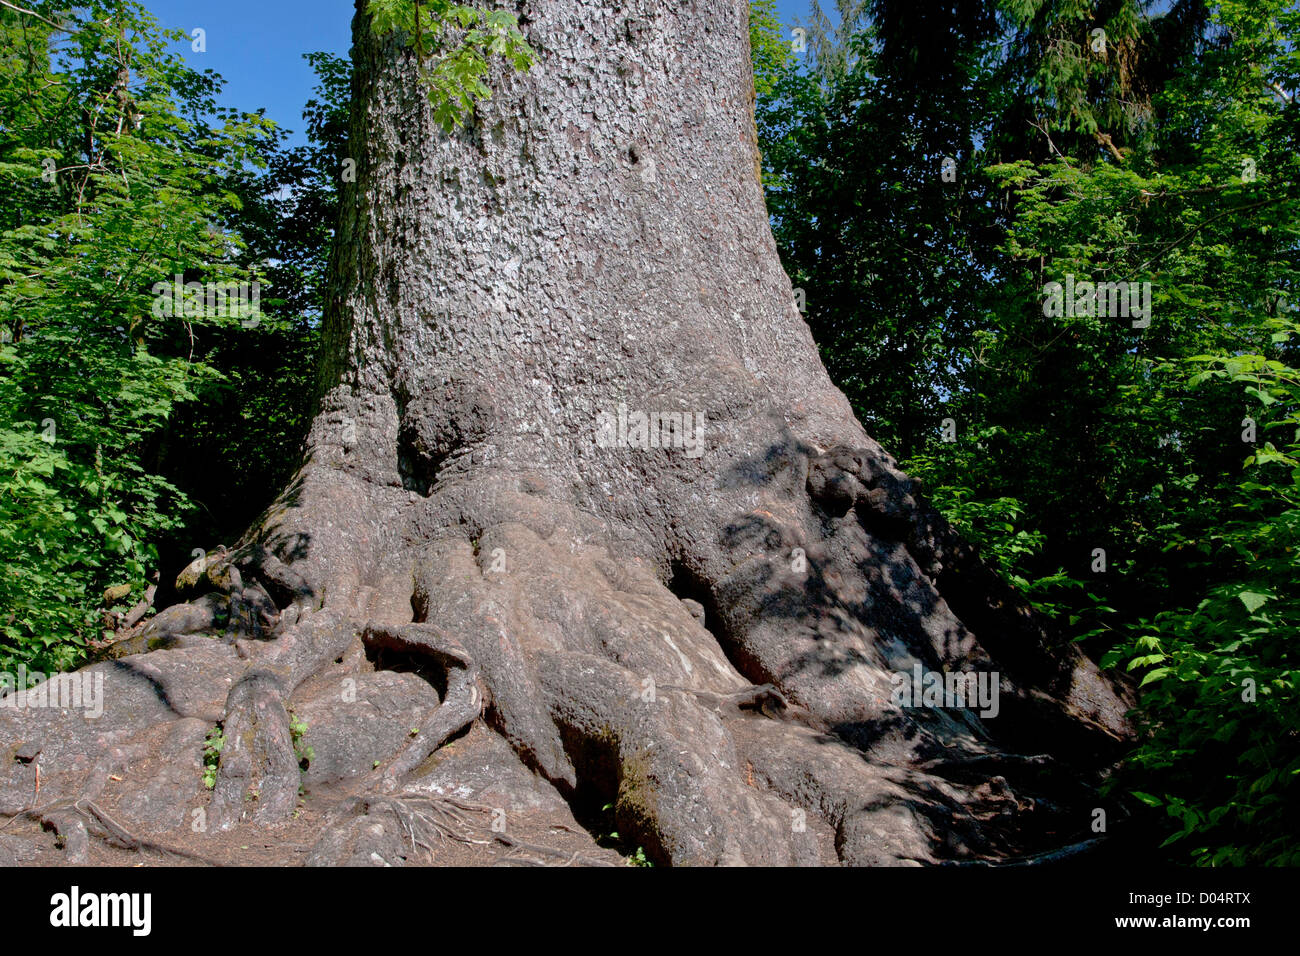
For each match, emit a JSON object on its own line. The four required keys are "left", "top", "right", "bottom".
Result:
{"left": 365, "top": 0, "right": 533, "bottom": 131}
{"left": 0, "top": 4, "right": 354, "bottom": 677}
{"left": 0, "top": 1, "right": 275, "bottom": 674}
{"left": 760, "top": 0, "right": 1300, "bottom": 863}
{"left": 594, "top": 801, "right": 653, "bottom": 866}
{"left": 154, "top": 53, "right": 348, "bottom": 550}
{"left": 749, "top": 0, "right": 792, "bottom": 101}
{"left": 758, "top": 1, "right": 1007, "bottom": 456}
{"left": 202, "top": 726, "right": 225, "bottom": 789}
{"left": 289, "top": 711, "right": 314, "bottom": 771}
{"left": 967, "top": 0, "right": 1299, "bottom": 865}
{"left": 1100, "top": 321, "right": 1300, "bottom": 865}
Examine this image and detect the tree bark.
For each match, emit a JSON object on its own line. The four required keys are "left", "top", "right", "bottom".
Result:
{"left": 2, "top": 0, "right": 1134, "bottom": 866}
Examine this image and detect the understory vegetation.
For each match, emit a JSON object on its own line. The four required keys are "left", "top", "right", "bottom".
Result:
{"left": 754, "top": 0, "right": 1299, "bottom": 864}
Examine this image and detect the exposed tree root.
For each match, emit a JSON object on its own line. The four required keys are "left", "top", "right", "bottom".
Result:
{"left": 22, "top": 451, "right": 1132, "bottom": 867}
{"left": 362, "top": 794, "right": 615, "bottom": 866}
{"left": 359, "top": 623, "right": 483, "bottom": 790}
{"left": 208, "top": 610, "right": 355, "bottom": 829}
{"left": 364, "top": 795, "right": 494, "bottom": 855}
{"left": 7, "top": 800, "right": 224, "bottom": 865}
{"left": 124, "top": 450, "right": 1128, "bottom": 867}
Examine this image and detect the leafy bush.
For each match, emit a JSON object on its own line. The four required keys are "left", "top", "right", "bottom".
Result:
{"left": 0, "top": 1, "right": 274, "bottom": 673}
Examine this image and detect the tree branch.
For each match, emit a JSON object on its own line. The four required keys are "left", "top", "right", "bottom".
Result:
{"left": 0, "top": 0, "right": 70, "bottom": 31}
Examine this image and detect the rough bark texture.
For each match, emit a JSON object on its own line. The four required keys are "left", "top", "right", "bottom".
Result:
{"left": 0, "top": 0, "right": 1134, "bottom": 866}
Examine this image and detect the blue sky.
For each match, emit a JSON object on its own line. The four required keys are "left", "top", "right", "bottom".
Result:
{"left": 141, "top": 1, "right": 817, "bottom": 146}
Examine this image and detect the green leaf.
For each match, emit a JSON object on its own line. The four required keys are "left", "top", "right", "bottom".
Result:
{"left": 1238, "top": 591, "right": 1272, "bottom": 614}
{"left": 1139, "top": 667, "right": 1171, "bottom": 688}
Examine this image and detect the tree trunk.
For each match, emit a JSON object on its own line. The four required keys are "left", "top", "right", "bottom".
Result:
{"left": 0, "top": 0, "right": 1133, "bottom": 866}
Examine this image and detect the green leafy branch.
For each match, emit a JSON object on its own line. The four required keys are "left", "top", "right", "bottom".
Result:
{"left": 366, "top": 0, "right": 533, "bottom": 131}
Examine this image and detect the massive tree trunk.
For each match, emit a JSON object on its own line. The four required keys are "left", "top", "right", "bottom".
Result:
{"left": 0, "top": 0, "right": 1132, "bottom": 866}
